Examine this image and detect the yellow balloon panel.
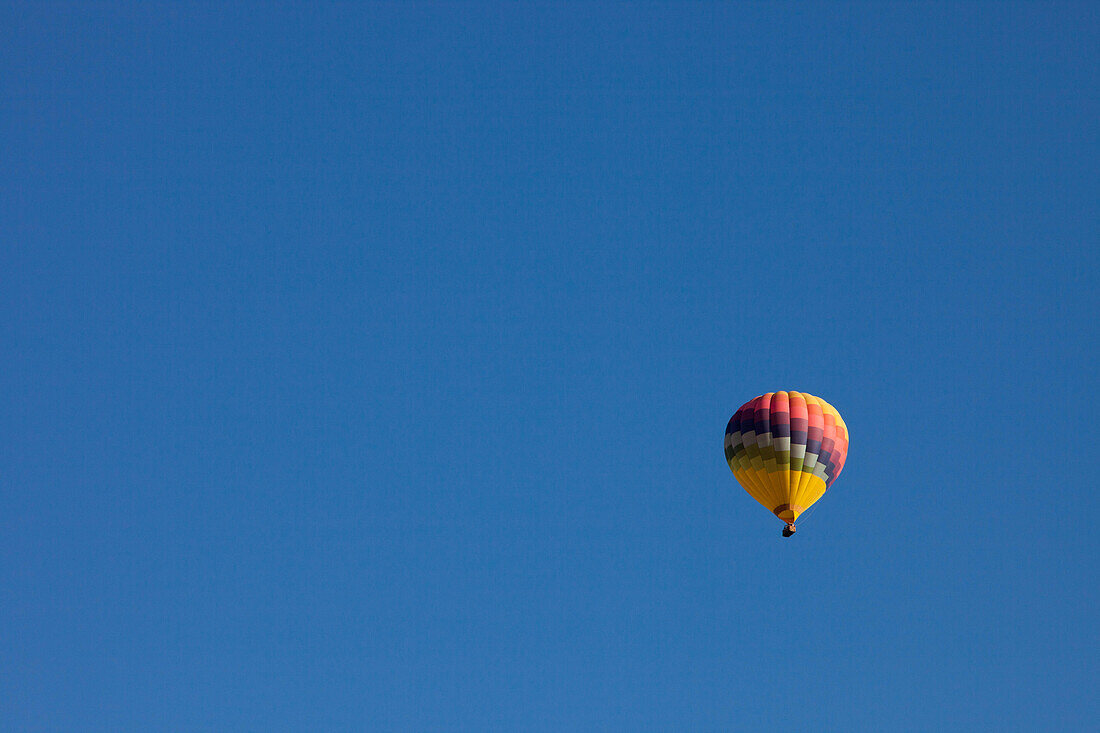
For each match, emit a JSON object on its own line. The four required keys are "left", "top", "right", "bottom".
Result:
{"left": 732, "top": 467, "right": 826, "bottom": 522}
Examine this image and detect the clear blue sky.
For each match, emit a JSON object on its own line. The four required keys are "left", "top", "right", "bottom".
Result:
{"left": 2, "top": 2, "right": 1097, "bottom": 730}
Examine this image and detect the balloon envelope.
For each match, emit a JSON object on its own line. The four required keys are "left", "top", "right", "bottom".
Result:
{"left": 724, "top": 391, "right": 849, "bottom": 524}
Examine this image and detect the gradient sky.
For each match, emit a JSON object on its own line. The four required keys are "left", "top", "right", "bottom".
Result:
{"left": 2, "top": 2, "right": 1097, "bottom": 730}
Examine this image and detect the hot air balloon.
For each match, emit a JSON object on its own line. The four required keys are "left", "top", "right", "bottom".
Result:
{"left": 724, "top": 391, "right": 848, "bottom": 537}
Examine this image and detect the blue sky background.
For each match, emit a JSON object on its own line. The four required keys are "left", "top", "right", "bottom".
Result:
{"left": 2, "top": 2, "right": 1097, "bottom": 730}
